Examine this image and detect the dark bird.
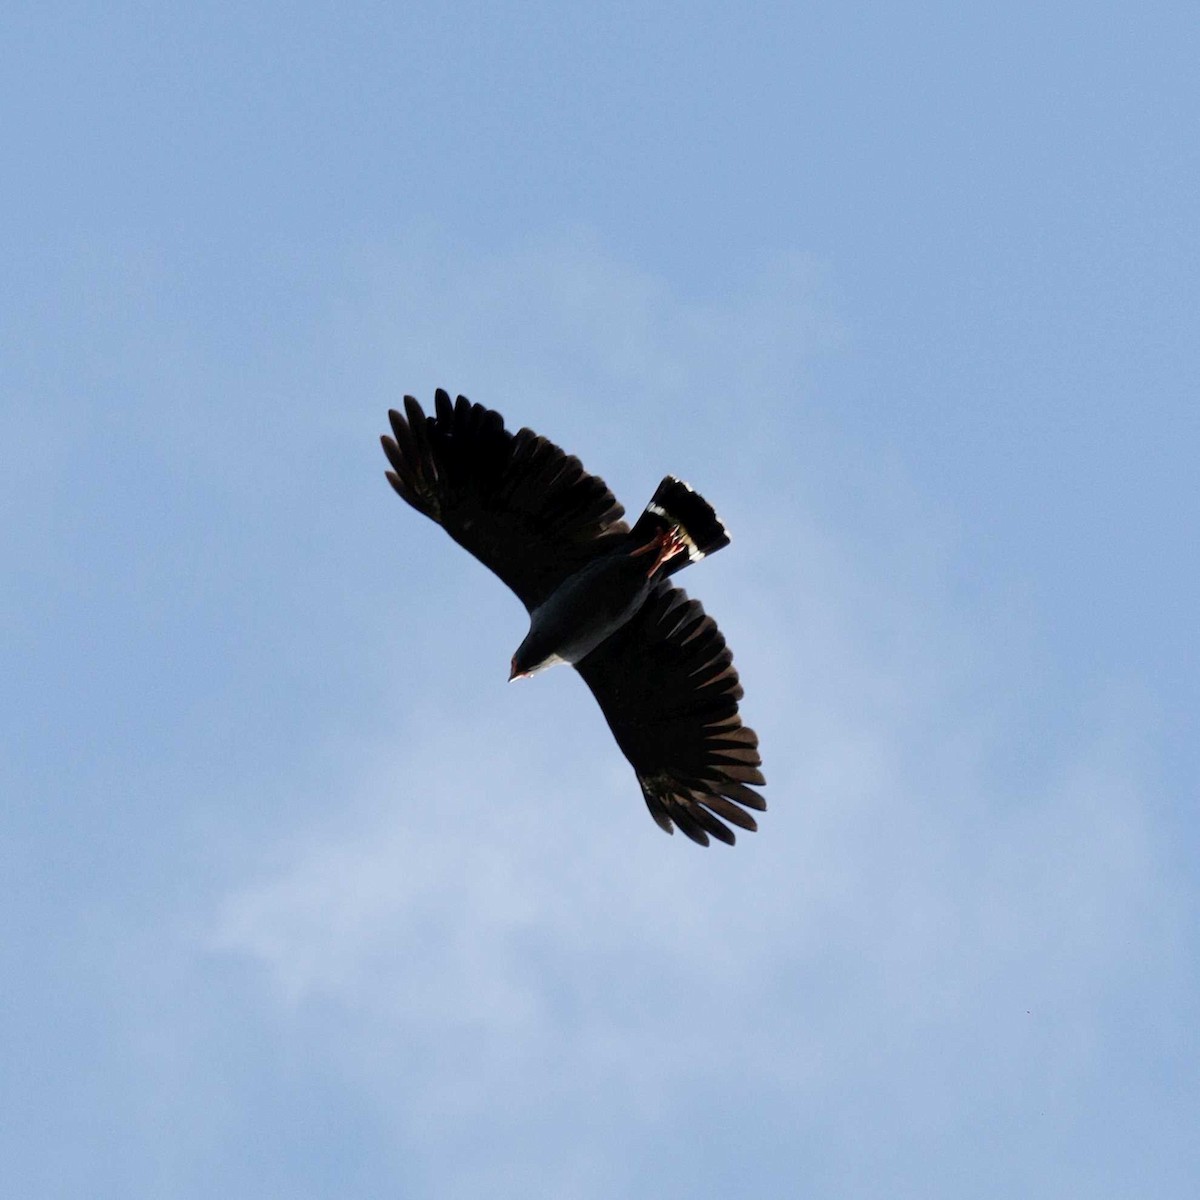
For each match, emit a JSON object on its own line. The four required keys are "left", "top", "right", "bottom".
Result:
{"left": 380, "top": 390, "right": 765, "bottom": 846}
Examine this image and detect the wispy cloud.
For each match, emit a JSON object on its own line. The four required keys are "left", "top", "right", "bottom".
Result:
{"left": 204, "top": 232, "right": 1182, "bottom": 1196}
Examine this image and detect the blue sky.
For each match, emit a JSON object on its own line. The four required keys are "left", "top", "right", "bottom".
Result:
{"left": 3, "top": 2, "right": 1197, "bottom": 1196}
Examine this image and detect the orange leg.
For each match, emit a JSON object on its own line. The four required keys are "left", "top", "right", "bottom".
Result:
{"left": 632, "top": 527, "right": 688, "bottom": 578}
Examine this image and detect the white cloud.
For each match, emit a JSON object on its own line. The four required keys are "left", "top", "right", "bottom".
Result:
{"left": 204, "top": 233, "right": 1178, "bottom": 1197}
{"left": 210, "top": 609, "right": 1168, "bottom": 1193}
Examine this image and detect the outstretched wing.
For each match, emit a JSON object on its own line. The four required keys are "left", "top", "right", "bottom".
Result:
{"left": 382, "top": 391, "right": 628, "bottom": 610}
{"left": 575, "top": 583, "right": 765, "bottom": 846}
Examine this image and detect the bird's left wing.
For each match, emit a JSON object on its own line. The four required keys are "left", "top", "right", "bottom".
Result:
{"left": 382, "top": 391, "right": 629, "bottom": 610}
{"left": 574, "top": 583, "right": 765, "bottom": 846}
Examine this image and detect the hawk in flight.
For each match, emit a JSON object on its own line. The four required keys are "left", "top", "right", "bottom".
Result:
{"left": 381, "top": 390, "right": 765, "bottom": 845}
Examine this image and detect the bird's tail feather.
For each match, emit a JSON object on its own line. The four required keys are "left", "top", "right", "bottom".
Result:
{"left": 629, "top": 476, "right": 730, "bottom": 576}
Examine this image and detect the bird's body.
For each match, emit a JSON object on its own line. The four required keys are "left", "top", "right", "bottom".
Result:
{"left": 512, "top": 552, "right": 652, "bottom": 677}
{"left": 510, "top": 475, "right": 728, "bottom": 677}
{"left": 381, "top": 390, "right": 765, "bottom": 846}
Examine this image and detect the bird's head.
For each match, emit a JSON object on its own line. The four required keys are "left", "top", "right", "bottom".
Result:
{"left": 509, "top": 633, "right": 565, "bottom": 682}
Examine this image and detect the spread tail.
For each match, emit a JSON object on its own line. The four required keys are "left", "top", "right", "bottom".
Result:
{"left": 628, "top": 476, "right": 731, "bottom": 577}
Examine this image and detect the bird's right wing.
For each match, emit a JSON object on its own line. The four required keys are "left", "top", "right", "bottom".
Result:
{"left": 574, "top": 583, "right": 765, "bottom": 846}
{"left": 382, "top": 391, "right": 629, "bottom": 610}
